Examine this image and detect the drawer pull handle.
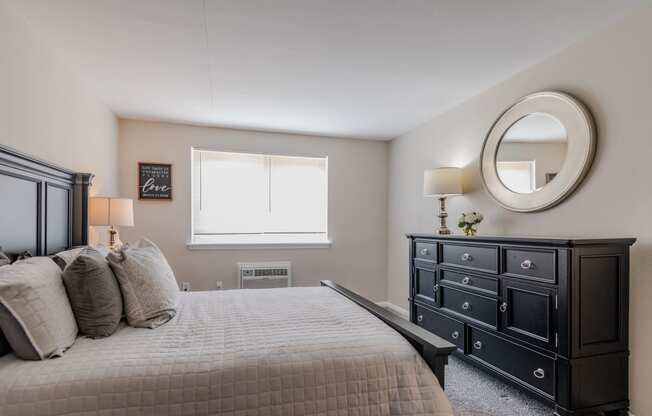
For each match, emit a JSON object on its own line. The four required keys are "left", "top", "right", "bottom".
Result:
{"left": 500, "top": 302, "right": 508, "bottom": 313}
{"left": 433, "top": 284, "right": 439, "bottom": 293}
{"left": 520, "top": 259, "right": 534, "bottom": 270}
{"left": 462, "top": 276, "right": 471, "bottom": 285}
{"left": 473, "top": 341, "right": 483, "bottom": 350}
{"left": 420, "top": 248, "right": 430, "bottom": 256}
{"left": 461, "top": 253, "right": 473, "bottom": 262}
{"left": 451, "top": 331, "right": 460, "bottom": 339}
{"left": 462, "top": 301, "right": 470, "bottom": 310}
{"left": 417, "top": 315, "right": 423, "bottom": 323}
{"left": 533, "top": 368, "right": 545, "bottom": 379}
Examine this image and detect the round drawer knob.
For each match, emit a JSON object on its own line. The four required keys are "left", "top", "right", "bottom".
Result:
{"left": 433, "top": 284, "right": 439, "bottom": 293}
{"left": 420, "top": 248, "right": 429, "bottom": 255}
{"left": 473, "top": 341, "right": 483, "bottom": 350}
{"left": 520, "top": 259, "right": 534, "bottom": 270}
{"left": 462, "top": 276, "right": 471, "bottom": 285}
{"left": 533, "top": 368, "right": 545, "bottom": 379}
{"left": 461, "top": 253, "right": 473, "bottom": 261}
{"left": 451, "top": 331, "right": 460, "bottom": 339}
{"left": 417, "top": 315, "right": 423, "bottom": 323}
{"left": 462, "top": 301, "right": 470, "bottom": 310}
{"left": 500, "top": 302, "right": 508, "bottom": 313}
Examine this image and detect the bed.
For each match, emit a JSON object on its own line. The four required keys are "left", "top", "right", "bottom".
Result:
{"left": 0, "top": 144, "right": 455, "bottom": 415}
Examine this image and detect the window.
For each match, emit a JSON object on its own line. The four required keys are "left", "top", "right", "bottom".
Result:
{"left": 496, "top": 161, "right": 536, "bottom": 193}
{"left": 190, "top": 149, "right": 328, "bottom": 247}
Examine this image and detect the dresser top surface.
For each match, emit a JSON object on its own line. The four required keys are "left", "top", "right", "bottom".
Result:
{"left": 406, "top": 234, "right": 636, "bottom": 247}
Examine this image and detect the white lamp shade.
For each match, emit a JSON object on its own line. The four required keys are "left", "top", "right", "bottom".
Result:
{"left": 423, "top": 167, "right": 463, "bottom": 196}
{"left": 89, "top": 197, "right": 134, "bottom": 227}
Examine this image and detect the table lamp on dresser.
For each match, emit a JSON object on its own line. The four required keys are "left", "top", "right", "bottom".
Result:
{"left": 89, "top": 197, "right": 134, "bottom": 249}
{"left": 423, "top": 167, "right": 463, "bottom": 235}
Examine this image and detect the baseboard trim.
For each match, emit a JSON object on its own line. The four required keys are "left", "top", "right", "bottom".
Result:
{"left": 376, "top": 301, "right": 409, "bottom": 319}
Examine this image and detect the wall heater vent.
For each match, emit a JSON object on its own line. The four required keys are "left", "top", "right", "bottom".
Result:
{"left": 238, "top": 262, "right": 292, "bottom": 289}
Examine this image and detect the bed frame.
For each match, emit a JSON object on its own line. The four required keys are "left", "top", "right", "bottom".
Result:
{"left": 0, "top": 144, "right": 455, "bottom": 387}
{"left": 0, "top": 144, "right": 93, "bottom": 257}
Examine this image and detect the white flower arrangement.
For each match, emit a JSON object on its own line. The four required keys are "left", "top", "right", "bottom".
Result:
{"left": 458, "top": 211, "right": 484, "bottom": 236}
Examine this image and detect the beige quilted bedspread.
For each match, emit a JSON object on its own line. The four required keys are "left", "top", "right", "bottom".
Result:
{"left": 0, "top": 287, "right": 452, "bottom": 416}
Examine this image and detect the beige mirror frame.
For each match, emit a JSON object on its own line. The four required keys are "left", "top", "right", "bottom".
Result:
{"left": 480, "top": 91, "right": 596, "bottom": 212}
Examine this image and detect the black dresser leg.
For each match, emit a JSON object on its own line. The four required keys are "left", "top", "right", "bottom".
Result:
{"left": 603, "top": 410, "right": 628, "bottom": 416}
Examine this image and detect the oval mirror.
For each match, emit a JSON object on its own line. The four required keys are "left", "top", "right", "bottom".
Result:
{"left": 480, "top": 92, "right": 595, "bottom": 212}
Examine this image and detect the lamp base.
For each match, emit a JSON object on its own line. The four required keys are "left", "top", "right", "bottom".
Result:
{"left": 108, "top": 226, "right": 119, "bottom": 250}
{"left": 436, "top": 197, "right": 452, "bottom": 235}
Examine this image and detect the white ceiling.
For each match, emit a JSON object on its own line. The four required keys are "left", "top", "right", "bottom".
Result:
{"left": 6, "top": 0, "right": 647, "bottom": 139}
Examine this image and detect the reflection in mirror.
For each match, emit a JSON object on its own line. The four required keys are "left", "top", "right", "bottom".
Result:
{"left": 496, "top": 113, "right": 567, "bottom": 194}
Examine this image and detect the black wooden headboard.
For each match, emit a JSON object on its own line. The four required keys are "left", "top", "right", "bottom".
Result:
{"left": 0, "top": 144, "right": 93, "bottom": 257}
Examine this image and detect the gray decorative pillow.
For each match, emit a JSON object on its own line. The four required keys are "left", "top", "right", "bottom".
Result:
{"left": 0, "top": 257, "right": 78, "bottom": 360}
{"left": 63, "top": 248, "right": 123, "bottom": 338}
{"left": 107, "top": 238, "right": 179, "bottom": 328}
{"left": 52, "top": 247, "right": 86, "bottom": 271}
{"left": 0, "top": 329, "right": 10, "bottom": 356}
{"left": 0, "top": 303, "right": 38, "bottom": 359}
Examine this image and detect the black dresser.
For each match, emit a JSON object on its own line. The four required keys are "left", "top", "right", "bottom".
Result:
{"left": 407, "top": 234, "right": 635, "bottom": 416}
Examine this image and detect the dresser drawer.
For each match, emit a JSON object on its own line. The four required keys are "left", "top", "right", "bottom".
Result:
{"left": 414, "top": 241, "right": 437, "bottom": 263}
{"left": 503, "top": 247, "right": 556, "bottom": 283}
{"left": 439, "top": 269, "right": 498, "bottom": 296}
{"left": 469, "top": 326, "right": 555, "bottom": 397}
{"left": 440, "top": 286, "right": 497, "bottom": 329}
{"left": 441, "top": 243, "right": 499, "bottom": 274}
{"left": 415, "top": 305, "right": 465, "bottom": 350}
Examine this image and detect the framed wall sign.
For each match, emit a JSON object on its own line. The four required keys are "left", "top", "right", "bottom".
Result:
{"left": 138, "top": 162, "right": 172, "bottom": 200}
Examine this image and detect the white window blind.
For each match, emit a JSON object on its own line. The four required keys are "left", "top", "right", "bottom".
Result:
{"left": 192, "top": 149, "right": 328, "bottom": 239}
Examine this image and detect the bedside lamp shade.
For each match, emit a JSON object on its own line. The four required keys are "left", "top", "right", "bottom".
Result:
{"left": 423, "top": 167, "right": 463, "bottom": 235}
{"left": 90, "top": 197, "right": 133, "bottom": 250}
{"left": 423, "top": 167, "right": 463, "bottom": 196}
{"left": 90, "top": 197, "right": 134, "bottom": 227}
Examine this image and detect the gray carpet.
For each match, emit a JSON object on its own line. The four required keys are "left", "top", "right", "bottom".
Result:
{"left": 446, "top": 355, "right": 554, "bottom": 416}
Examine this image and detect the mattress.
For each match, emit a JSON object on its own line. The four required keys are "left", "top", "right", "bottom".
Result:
{"left": 0, "top": 287, "right": 452, "bottom": 416}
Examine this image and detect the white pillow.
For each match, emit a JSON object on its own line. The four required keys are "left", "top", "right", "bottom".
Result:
{"left": 0, "top": 257, "right": 78, "bottom": 360}
{"left": 107, "top": 238, "right": 179, "bottom": 328}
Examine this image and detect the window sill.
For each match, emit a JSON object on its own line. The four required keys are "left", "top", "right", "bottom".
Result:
{"left": 187, "top": 235, "right": 332, "bottom": 250}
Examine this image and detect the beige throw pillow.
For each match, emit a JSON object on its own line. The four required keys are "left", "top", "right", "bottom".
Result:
{"left": 0, "top": 257, "right": 78, "bottom": 360}
{"left": 107, "top": 238, "right": 179, "bottom": 328}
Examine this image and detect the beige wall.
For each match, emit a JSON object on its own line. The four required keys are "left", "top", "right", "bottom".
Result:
{"left": 387, "top": 8, "right": 652, "bottom": 414}
{"left": 0, "top": 3, "right": 118, "bottom": 196}
{"left": 118, "top": 119, "right": 388, "bottom": 300}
